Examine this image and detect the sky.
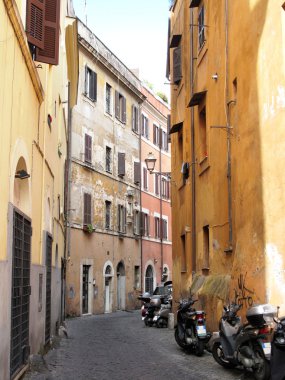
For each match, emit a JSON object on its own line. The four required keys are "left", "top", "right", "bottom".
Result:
{"left": 72, "top": 0, "right": 170, "bottom": 101}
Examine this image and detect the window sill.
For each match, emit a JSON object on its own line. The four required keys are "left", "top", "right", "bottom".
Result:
{"left": 83, "top": 93, "right": 97, "bottom": 106}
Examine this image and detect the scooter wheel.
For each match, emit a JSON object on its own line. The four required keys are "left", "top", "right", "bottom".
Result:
{"left": 195, "top": 340, "right": 204, "bottom": 356}
{"left": 252, "top": 345, "right": 270, "bottom": 380}
{"left": 144, "top": 316, "right": 150, "bottom": 327}
{"left": 212, "top": 342, "right": 236, "bottom": 369}
{"left": 174, "top": 327, "right": 188, "bottom": 349}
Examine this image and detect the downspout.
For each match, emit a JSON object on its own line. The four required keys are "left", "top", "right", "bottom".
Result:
{"left": 139, "top": 104, "right": 143, "bottom": 291}
{"left": 159, "top": 134, "right": 163, "bottom": 282}
{"left": 224, "top": 0, "right": 233, "bottom": 252}
{"left": 190, "top": 8, "right": 196, "bottom": 274}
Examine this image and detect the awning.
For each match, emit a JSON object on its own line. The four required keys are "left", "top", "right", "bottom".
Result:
{"left": 188, "top": 90, "right": 207, "bottom": 107}
{"left": 169, "top": 34, "right": 182, "bottom": 48}
{"left": 190, "top": 0, "right": 201, "bottom": 8}
{"left": 169, "top": 121, "right": 183, "bottom": 134}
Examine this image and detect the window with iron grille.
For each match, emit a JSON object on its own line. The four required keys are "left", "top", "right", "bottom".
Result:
{"left": 141, "top": 114, "right": 149, "bottom": 139}
{"left": 85, "top": 66, "right": 97, "bottom": 101}
{"left": 162, "top": 219, "right": 168, "bottom": 240}
{"left": 105, "top": 201, "right": 111, "bottom": 229}
{"left": 106, "top": 146, "right": 112, "bottom": 173}
{"left": 155, "top": 174, "right": 160, "bottom": 196}
{"left": 106, "top": 83, "right": 112, "bottom": 114}
{"left": 85, "top": 134, "right": 92, "bottom": 164}
{"left": 198, "top": 5, "right": 205, "bottom": 49}
{"left": 155, "top": 216, "right": 160, "bottom": 238}
{"left": 132, "top": 105, "right": 139, "bottom": 133}
{"left": 115, "top": 91, "right": 126, "bottom": 123}
{"left": 143, "top": 167, "right": 148, "bottom": 190}
{"left": 117, "top": 205, "right": 126, "bottom": 233}
{"left": 83, "top": 193, "right": 92, "bottom": 225}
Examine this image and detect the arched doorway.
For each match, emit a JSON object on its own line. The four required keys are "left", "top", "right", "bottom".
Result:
{"left": 145, "top": 265, "right": 154, "bottom": 294}
{"left": 117, "top": 261, "right": 126, "bottom": 310}
{"left": 104, "top": 264, "right": 113, "bottom": 313}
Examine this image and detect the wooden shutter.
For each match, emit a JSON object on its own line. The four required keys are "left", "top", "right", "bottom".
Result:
{"left": 26, "top": 0, "right": 45, "bottom": 49}
{"left": 143, "top": 167, "right": 147, "bottom": 189}
{"left": 167, "top": 114, "right": 171, "bottom": 143}
{"left": 85, "top": 134, "right": 92, "bottom": 163}
{"left": 35, "top": 0, "right": 60, "bottom": 65}
{"left": 159, "top": 128, "right": 162, "bottom": 148}
{"left": 173, "top": 45, "right": 182, "bottom": 84}
{"left": 84, "top": 66, "right": 88, "bottom": 95}
{"left": 134, "top": 162, "right": 140, "bottom": 184}
{"left": 122, "top": 96, "right": 126, "bottom": 124}
{"left": 115, "top": 91, "right": 119, "bottom": 119}
{"left": 90, "top": 71, "right": 97, "bottom": 101}
{"left": 146, "top": 117, "right": 149, "bottom": 139}
{"left": 132, "top": 105, "right": 135, "bottom": 131}
{"left": 118, "top": 153, "right": 125, "bottom": 177}
{"left": 117, "top": 205, "right": 121, "bottom": 231}
{"left": 83, "top": 193, "right": 91, "bottom": 225}
{"left": 153, "top": 125, "right": 156, "bottom": 145}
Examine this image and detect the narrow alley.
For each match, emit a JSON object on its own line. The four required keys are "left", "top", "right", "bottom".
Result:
{"left": 24, "top": 311, "right": 254, "bottom": 380}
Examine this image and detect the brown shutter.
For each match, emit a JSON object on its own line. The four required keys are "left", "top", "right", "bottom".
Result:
{"left": 85, "top": 134, "right": 92, "bottom": 163}
{"left": 122, "top": 96, "right": 126, "bottom": 124}
{"left": 118, "top": 153, "right": 125, "bottom": 177}
{"left": 131, "top": 105, "right": 135, "bottom": 131}
{"left": 134, "top": 162, "right": 140, "bottom": 184}
{"left": 167, "top": 114, "right": 171, "bottom": 143}
{"left": 153, "top": 125, "right": 156, "bottom": 145}
{"left": 173, "top": 45, "right": 182, "bottom": 84}
{"left": 115, "top": 91, "right": 119, "bottom": 119}
{"left": 35, "top": 0, "right": 60, "bottom": 65}
{"left": 84, "top": 66, "right": 88, "bottom": 95}
{"left": 26, "top": 0, "right": 45, "bottom": 49}
{"left": 159, "top": 127, "right": 162, "bottom": 148}
{"left": 146, "top": 118, "right": 149, "bottom": 139}
{"left": 84, "top": 193, "right": 91, "bottom": 225}
{"left": 91, "top": 71, "right": 97, "bottom": 101}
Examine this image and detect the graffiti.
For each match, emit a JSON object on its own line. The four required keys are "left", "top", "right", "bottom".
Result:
{"left": 234, "top": 273, "right": 255, "bottom": 308}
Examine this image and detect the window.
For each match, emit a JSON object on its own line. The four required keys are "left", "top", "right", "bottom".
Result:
{"left": 142, "top": 213, "right": 149, "bottom": 237}
{"left": 153, "top": 124, "right": 160, "bottom": 147}
{"left": 115, "top": 91, "right": 126, "bottom": 123}
{"left": 118, "top": 152, "right": 125, "bottom": 177}
{"left": 199, "top": 107, "right": 207, "bottom": 160}
{"left": 162, "top": 219, "right": 168, "bottom": 240}
{"left": 85, "top": 66, "right": 97, "bottom": 101}
{"left": 143, "top": 167, "right": 148, "bottom": 190}
{"left": 26, "top": 0, "right": 60, "bottom": 65}
{"left": 134, "top": 266, "right": 140, "bottom": 290}
{"left": 134, "top": 162, "right": 140, "bottom": 185}
{"left": 181, "top": 234, "right": 186, "bottom": 272}
{"left": 132, "top": 105, "right": 139, "bottom": 133}
{"left": 155, "top": 217, "right": 160, "bottom": 239}
{"left": 83, "top": 193, "right": 92, "bottom": 225}
{"left": 85, "top": 134, "right": 92, "bottom": 164}
{"left": 173, "top": 45, "right": 182, "bottom": 84}
{"left": 198, "top": 5, "right": 205, "bottom": 49}
{"left": 117, "top": 205, "right": 126, "bottom": 233}
{"left": 161, "top": 178, "right": 170, "bottom": 200}
{"left": 105, "top": 201, "right": 111, "bottom": 229}
{"left": 106, "top": 146, "right": 112, "bottom": 173}
{"left": 203, "top": 225, "right": 210, "bottom": 269}
{"left": 133, "top": 210, "right": 140, "bottom": 235}
{"left": 141, "top": 114, "right": 149, "bottom": 139}
{"left": 155, "top": 174, "right": 160, "bottom": 196}
{"left": 105, "top": 83, "right": 112, "bottom": 114}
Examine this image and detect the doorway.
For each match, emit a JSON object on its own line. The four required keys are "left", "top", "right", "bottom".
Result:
{"left": 145, "top": 265, "right": 154, "bottom": 294}
{"left": 117, "top": 261, "right": 126, "bottom": 310}
{"left": 104, "top": 265, "right": 112, "bottom": 313}
{"left": 45, "top": 233, "right": 52, "bottom": 344}
{"left": 82, "top": 265, "right": 90, "bottom": 314}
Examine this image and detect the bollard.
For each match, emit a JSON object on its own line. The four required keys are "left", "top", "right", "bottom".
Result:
{"left": 168, "top": 313, "right": 174, "bottom": 329}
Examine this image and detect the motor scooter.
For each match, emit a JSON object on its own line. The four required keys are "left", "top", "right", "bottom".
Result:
{"left": 174, "top": 295, "right": 211, "bottom": 356}
{"left": 270, "top": 308, "right": 285, "bottom": 380}
{"left": 211, "top": 302, "right": 276, "bottom": 380}
{"left": 153, "top": 296, "right": 172, "bottom": 328}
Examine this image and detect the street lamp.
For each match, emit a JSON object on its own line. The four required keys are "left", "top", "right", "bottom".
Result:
{"left": 145, "top": 152, "right": 171, "bottom": 178}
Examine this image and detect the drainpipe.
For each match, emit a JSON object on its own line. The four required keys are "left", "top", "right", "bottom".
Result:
{"left": 224, "top": 0, "right": 233, "bottom": 253}
{"left": 159, "top": 134, "right": 163, "bottom": 282}
{"left": 190, "top": 9, "right": 196, "bottom": 274}
{"left": 139, "top": 104, "right": 143, "bottom": 292}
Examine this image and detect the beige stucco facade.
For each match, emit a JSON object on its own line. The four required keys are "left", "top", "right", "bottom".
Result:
{"left": 66, "top": 20, "right": 144, "bottom": 316}
{"left": 169, "top": 0, "right": 285, "bottom": 330}
{"left": 0, "top": 0, "right": 78, "bottom": 378}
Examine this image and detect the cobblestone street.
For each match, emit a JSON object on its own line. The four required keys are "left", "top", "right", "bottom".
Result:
{"left": 24, "top": 310, "right": 255, "bottom": 380}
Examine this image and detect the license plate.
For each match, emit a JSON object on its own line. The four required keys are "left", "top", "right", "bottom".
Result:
{"left": 262, "top": 342, "right": 271, "bottom": 355}
{"left": 153, "top": 316, "right": 158, "bottom": 321}
{"left": 197, "top": 325, "right": 207, "bottom": 336}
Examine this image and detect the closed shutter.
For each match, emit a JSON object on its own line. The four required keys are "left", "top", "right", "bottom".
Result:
{"left": 153, "top": 125, "right": 156, "bottom": 145}
{"left": 35, "top": 0, "right": 60, "bottom": 65}
{"left": 167, "top": 114, "right": 171, "bottom": 143}
{"left": 122, "top": 96, "right": 126, "bottom": 123}
{"left": 85, "top": 134, "right": 92, "bottom": 163}
{"left": 132, "top": 105, "right": 135, "bottom": 131}
{"left": 159, "top": 128, "right": 162, "bottom": 148}
{"left": 117, "top": 205, "right": 121, "bottom": 232}
{"left": 143, "top": 167, "right": 147, "bottom": 189}
{"left": 134, "top": 162, "right": 140, "bottom": 184}
{"left": 83, "top": 193, "right": 91, "bottom": 225}
{"left": 84, "top": 65, "right": 88, "bottom": 95}
{"left": 146, "top": 117, "right": 149, "bottom": 139}
{"left": 118, "top": 153, "right": 125, "bottom": 177}
{"left": 115, "top": 91, "right": 119, "bottom": 119}
{"left": 173, "top": 45, "right": 182, "bottom": 84}
{"left": 26, "top": 0, "right": 45, "bottom": 49}
{"left": 123, "top": 207, "right": 126, "bottom": 233}
{"left": 90, "top": 71, "right": 97, "bottom": 101}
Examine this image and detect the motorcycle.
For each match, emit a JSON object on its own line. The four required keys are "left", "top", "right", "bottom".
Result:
{"left": 211, "top": 302, "right": 276, "bottom": 380}
{"left": 153, "top": 296, "right": 172, "bottom": 328}
{"left": 174, "top": 296, "right": 211, "bottom": 356}
{"left": 270, "top": 307, "right": 285, "bottom": 380}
